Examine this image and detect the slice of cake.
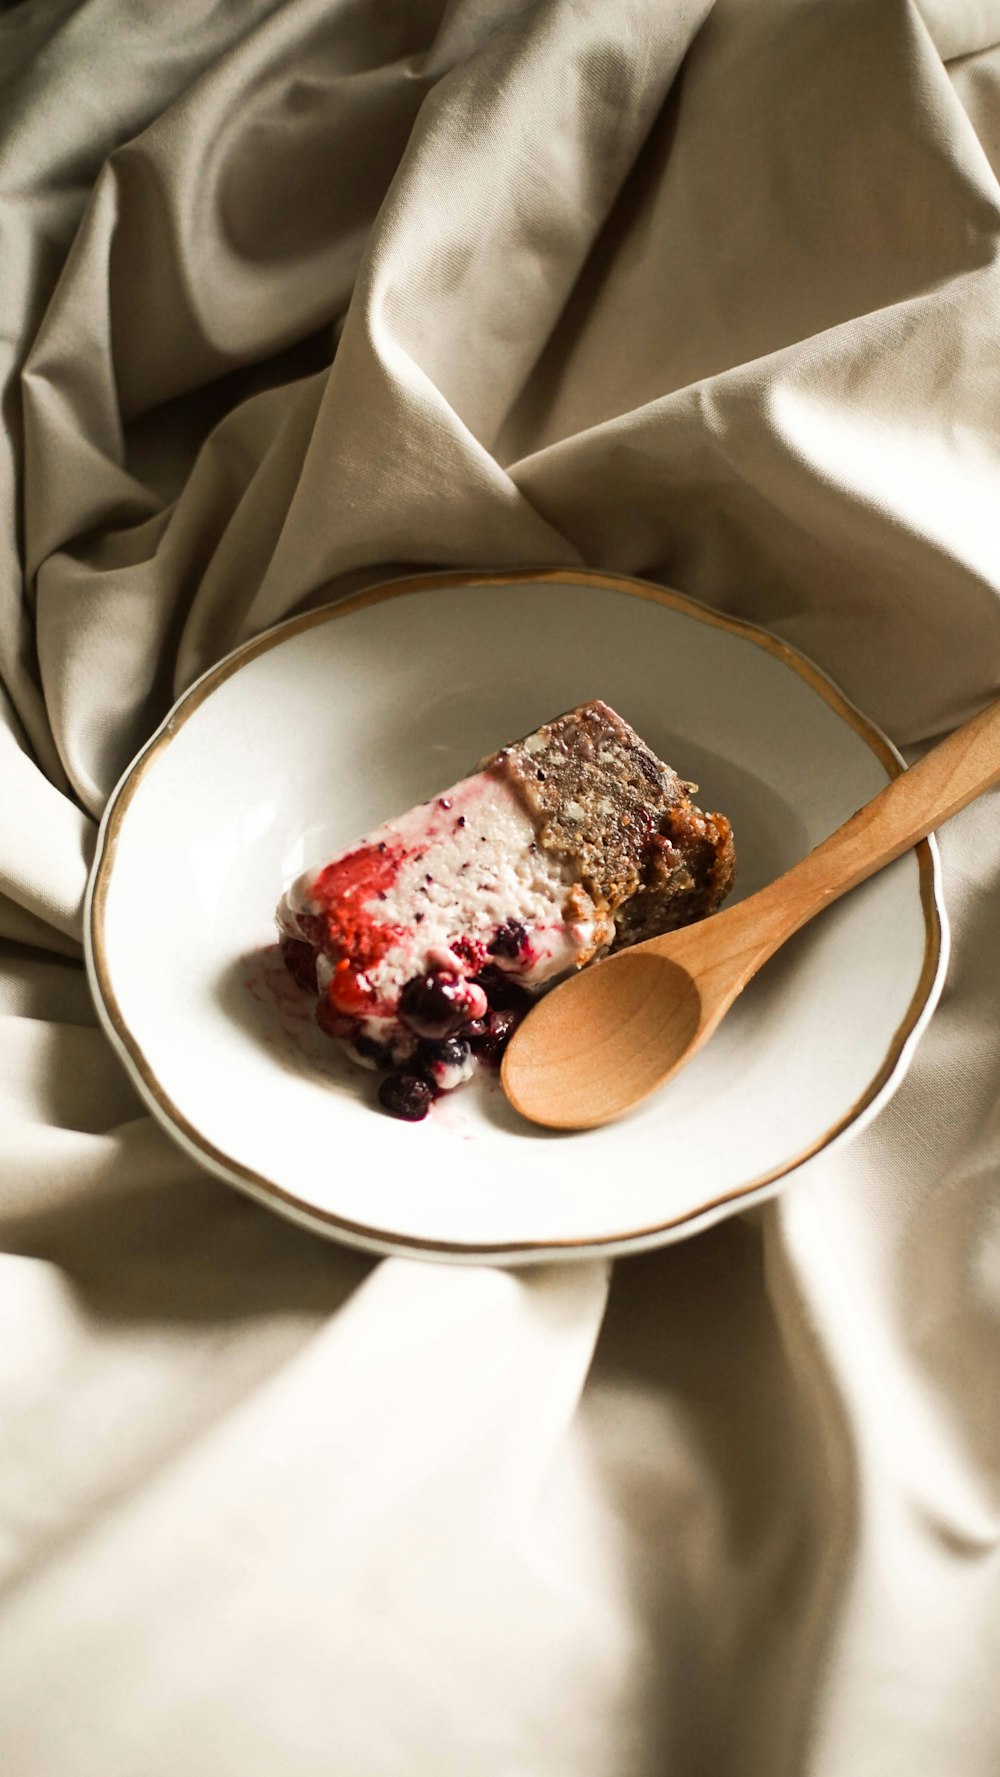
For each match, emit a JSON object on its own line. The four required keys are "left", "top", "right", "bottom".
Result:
{"left": 277, "top": 701, "right": 735, "bottom": 1119}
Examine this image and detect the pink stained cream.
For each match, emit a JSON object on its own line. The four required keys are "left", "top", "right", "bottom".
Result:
{"left": 276, "top": 768, "right": 613, "bottom": 1117}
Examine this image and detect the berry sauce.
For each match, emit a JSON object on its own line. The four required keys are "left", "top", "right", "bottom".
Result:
{"left": 309, "top": 839, "right": 422, "bottom": 1017}
{"left": 281, "top": 849, "right": 540, "bottom": 1119}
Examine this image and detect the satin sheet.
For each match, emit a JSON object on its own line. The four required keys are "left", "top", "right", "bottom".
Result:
{"left": 1, "top": 1, "right": 999, "bottom": 1771}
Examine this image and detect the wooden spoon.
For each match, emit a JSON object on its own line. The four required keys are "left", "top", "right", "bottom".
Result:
{"left": 501, "top": 698, "right": 1000, "bottom": 1131}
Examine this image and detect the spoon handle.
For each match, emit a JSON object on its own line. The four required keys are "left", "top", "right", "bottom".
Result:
{"left": 750, "top": 696, "right": 1000, "bottom": 948}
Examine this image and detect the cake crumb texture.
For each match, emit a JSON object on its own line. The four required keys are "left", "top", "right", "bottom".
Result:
{"left": 487, "top": 701, "right": 735, "bottom": 946}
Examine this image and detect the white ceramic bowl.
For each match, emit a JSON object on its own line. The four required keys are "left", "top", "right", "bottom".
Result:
{"left": 85, "top": 570, "right": 947, "bottom": 1263}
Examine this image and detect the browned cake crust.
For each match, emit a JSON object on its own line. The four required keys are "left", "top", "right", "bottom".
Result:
{"left": 486, "top": 700, "right": 735, "bottom": 948}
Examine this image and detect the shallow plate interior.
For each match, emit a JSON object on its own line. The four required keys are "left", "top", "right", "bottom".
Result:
{"left": 87, "top": 572, "right": 945, "bottom": 1261}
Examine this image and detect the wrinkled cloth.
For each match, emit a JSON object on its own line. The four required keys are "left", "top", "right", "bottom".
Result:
{"left": 2, "top": 0, "right": 1000, "bottom": 1771}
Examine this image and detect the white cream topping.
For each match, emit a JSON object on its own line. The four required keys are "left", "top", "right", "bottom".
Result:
{"left": 279, "top": 770, "right": 616, "bottom": 997}
{"left": 372, "top": 775, "right": 585, "bottom": 988}
{"left": 277, "top": 769, "right": 618, "bottom": 1082}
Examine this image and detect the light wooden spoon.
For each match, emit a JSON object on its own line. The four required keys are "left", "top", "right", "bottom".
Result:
{"left": 501, "top": 698, "right": 1000, "bottom": 1131}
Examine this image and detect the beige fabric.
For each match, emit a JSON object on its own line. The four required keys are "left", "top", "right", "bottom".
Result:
{"left": 2, "top": 0, "right": 1000, "bottom": 1769}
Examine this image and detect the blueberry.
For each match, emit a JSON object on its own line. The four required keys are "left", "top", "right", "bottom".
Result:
{"left": 398, "top": 971, "right": 470, "bottom": 1039}
{"left": 378, "top": 1071, "right": 435, "bottom": 1121}
{"left": 488, "top": 920, "right": 527, "bottom": 961}
{"left": 469, "top": 1007, "right": 519, "bottom": 1068}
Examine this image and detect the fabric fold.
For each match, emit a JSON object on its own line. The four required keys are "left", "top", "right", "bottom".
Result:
{"left": 2, "top": 0, "right": 1000, "bottom": 1771}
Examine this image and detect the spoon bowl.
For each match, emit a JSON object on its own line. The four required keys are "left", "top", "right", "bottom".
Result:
{"left": 504, "top": 949, "right": 704, "bottom": 1130}
{"left": 503, "top": 696, "right": 1000, "bottom": 1131}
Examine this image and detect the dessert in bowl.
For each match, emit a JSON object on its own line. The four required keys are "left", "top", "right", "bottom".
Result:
{"left": 276, "top": 701, "right": 735, "bottom": 1117}
{"left": 84, "top": 569, "right": 944, "bottom": 1262}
